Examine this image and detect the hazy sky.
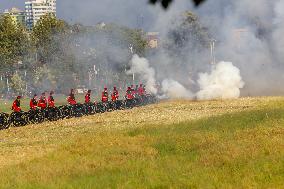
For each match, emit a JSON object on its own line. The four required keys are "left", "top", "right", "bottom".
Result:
{"left": 0, "top": 0, "right": 195, "bottom": 29}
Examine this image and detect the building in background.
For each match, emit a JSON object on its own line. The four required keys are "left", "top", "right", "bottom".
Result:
{"left": 3, "top": 8, "right": 26, "bottom": 27}
{"left": 25, "top": 0, "right": 56, "bottom": 30}
{"left": 232, "top": 28, "right": 249, "bottom": 50}
{"left": 147, "top": 32, "right": 159, "bottom": 49}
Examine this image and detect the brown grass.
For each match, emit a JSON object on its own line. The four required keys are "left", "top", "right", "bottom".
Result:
{"left": 0, "top": 97, "right": 283, "bottom": 188}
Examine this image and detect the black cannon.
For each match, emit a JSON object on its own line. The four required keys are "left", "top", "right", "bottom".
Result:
{"left": 83, "top": 103, "right": 96, "bottom": 115}
{"left": 28, "top": 109, "right": 45, "bottom": 124}
{"left": 58, "top": 105, "right": 73, "bottom": 119}
{"left": 3, "top": 93, "right": 158, "bottom": 129}
{"left": 0, "top": 113, "right": 10, "bottom": 130}
{"left": 10, "top": 112, "right": 29, "bottom": 127}
{"left": 72, "top": 104, "right": 86, "bottom": 117}
{"left": 45, "top": 107, "right": 61, "bottom": 122}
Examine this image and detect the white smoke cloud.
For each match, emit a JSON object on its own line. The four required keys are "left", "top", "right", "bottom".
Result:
{"left": 128, "top": 54, "right": 245, "bottom": 100}
{"left": 127, "top": 54, "right": 157, "bottom": 94}
{"left": 196, "top": 0, "right": 284, "bottom": 96}
{"left": 272, "top": 0, "right": 284, "bottom": 62}
{"left": 196, "top": 61, "right": 245, "bottom": 100}
{"left": 58, "top": 0, "right": 283, "bottom": 98}
{"left": 161, "top": 79, "right": 193, "bottom": 99}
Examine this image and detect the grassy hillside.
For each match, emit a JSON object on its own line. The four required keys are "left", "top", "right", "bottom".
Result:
{"left": 0, "top": 97, "right": 284, "bottom": 188}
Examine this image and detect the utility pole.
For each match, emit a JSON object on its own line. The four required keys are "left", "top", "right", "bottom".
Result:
{"left": 25, "top": 70, "right": 28, "bottom": 95}
{"left": 129, "top": 44, "right": 135, "bottom": 84}
{"left": 88, "top": 70, "right": 92, "bottom": 88}
{"left": 210, "top": 38, "right": 217, "bottom": 64}
{"left": 233, "top": 28, "right": 248, "bottom": 50}
{"left": 7, "top": 78, "right": 9, "bottom": 93}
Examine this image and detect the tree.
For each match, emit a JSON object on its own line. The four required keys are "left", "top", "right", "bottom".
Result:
{"left": 153, "top": 11, "right": 211, "bottom": 81}
{"left": 10, "top": 72, "right": 26, "bottom": 95}
{"left": 0, "top": 14, "right": 147, "bottom": 93}
{"left": 96, "top": 23, "right": 147, "bottom": 56}
{"left": 164, "top": 11, "right": 210, "bottom": 54}
{"left": 122, "top": 27, "right": 148, "bottom": 56}
{"left": 30, "top": 14, "right": 79, "bottom": 92}
{"left": 32, "top": 14, "right": 69, "bottom": 64}
{"left": 0, "top": 15, "right": 29, "bottom": 70}
{"left": 32, "top": 65, "right": 56, "bottom": 91}
{"left": 68, "top": 23, "right": 147, "bottom": 88}
{"left": 0, "top": 79, "right": 6, "bottom": 94}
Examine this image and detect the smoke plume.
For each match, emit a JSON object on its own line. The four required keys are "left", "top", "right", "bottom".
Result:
{"left": 161, "top": 79, "right": 193, "bottom": 99}
{"left": 9, "top": 0, "right": 282, "bottom": 97}
{"left": 127, "top": 54, "right": 157, "bottom": 94}
{"left": 196, "top": 62, "right": 244, "bottom": 100}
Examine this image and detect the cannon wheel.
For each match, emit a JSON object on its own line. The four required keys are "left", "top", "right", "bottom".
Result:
{"left": 0, "top": 113, "right": 10, "bottom": 130}
{"left": 125, "top": 99, "right": 136, "bottom": 109}
{"left": 46, "top": 107, "right": 60, "bottom": 122}
{"left": 108, "top": 101, "right": 117, "bottom": 111}
{"left": 10, "top": 112, "right": 28, "bottom": 127}
{"left": 28, "top": 109, "right": 45, "bottom": 124}
{"left": 83, "top": 103, "right": 96, "bottom": 115}
{"left": 95, "top": 102, "right": 107, "bottom": 113}
{"left": 59, "top": 106, "right": 73, "bottom": 119}
{"left": 72, "top": 104, "right": 85, "bottom": 117}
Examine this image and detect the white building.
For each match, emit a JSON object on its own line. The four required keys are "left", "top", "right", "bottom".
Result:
{"left": 25, "top": 0, "right": 56, "bottom": 30}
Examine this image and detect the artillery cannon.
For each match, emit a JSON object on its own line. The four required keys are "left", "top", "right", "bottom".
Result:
{"left": 0, "top": 94, "right": 157, "bottom": 129}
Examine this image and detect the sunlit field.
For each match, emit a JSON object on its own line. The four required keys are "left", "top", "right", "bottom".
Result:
{"left": 0, "top": 97, "right": 284, "bottom": 188}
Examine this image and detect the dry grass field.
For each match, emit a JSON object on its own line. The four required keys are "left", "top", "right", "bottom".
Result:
{"left": 0, "top": 97, "right": 283, "bottom": 188}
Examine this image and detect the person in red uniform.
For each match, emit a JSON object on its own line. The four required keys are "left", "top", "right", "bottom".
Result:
{"left": 38, "top": 92, "right": 47, "bottom": 110}
{"left": 30, "top": 94, "right": 38, "bottom": 110}
{"left": 111, "top": 86, "right": 119, "bottom": 101}
{"left": 12, "top": 96, "right": 21, "bottom": 112}
{"left": 138, "top": 84, "right": 145, "bottom": 96}
{"left": 85, "top": 90, "right": 91, "bottom": 103}
{"left": 67, "top": 89, "right": 77, "bottom": 105}
{"left": 125, "top": 87, "right": 134, "bottom": 100}
{"left": 48, "top": 91, "right": 55, "bottom": 108}
{"left": 101, "top": 87, "right": 108, "bottom": 102}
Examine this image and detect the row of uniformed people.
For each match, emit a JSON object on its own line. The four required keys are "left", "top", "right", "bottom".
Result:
{"left": 68, "top": 84, "right": 146, "bottom": 105}
{"left": 12, "top": 84, "right": 146, "bottom": 112}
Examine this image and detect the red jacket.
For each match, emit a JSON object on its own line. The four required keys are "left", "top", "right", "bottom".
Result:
{"left": 48, "top": 96, "right": 55, "bottom": 107}
{"left": 67, "top": 95, "right": 77, "bottom": 105}
{"left": 138, "top": 87, "right": 145, "bottom": 96}
{"left": 38, "top": 97, "right": 47, "bottom": 109}
{"left": 125, "top": 90, "right": 134, "bottom": 100}
{"left": 102, "top": 91, "right": 108, "bottom": 102}
{"left": 111, "top": 90, "right": 119, "bottom": 101}
{"left": 85, "top": 93, "right": 91, "bottom": 103}
{"left": 12, "top": 99, "right": 21, "bottom": 112}
{"left": 30, "top": 98, "right": 37, "bottom": 110}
